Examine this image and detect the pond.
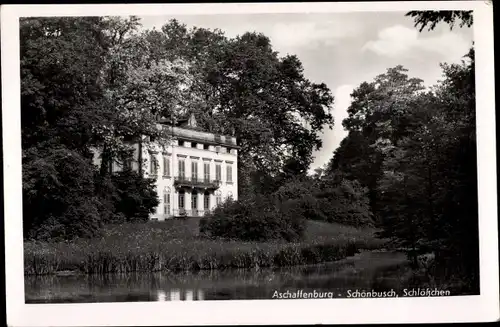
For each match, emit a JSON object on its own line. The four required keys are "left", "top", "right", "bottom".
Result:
{"left": 25, "top": 251, "right": 418, "bottom": 303}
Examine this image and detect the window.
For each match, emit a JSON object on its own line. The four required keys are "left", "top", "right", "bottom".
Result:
{"left": 215, "top": 163, "right": 221, "bottom": 182}
{"left": 204, "top": 192, "right": 210, "bottom": 210}
{"left": 204, "top": 162, "right": 210, "bottom": 182}
{"left": 191, "top": 161, "right": 198, "bottom": 181}
{"left": 215, "top": 191, "right": 222, "bottom": 206}
{"left": 178, "top": 140, "right": 185, "bottom": 147}
{"left": 226, "top": 164, "right": 233, "bottom": 183}
{"left": 163, "top": 188, "right": 171, "bottom": 216}
{"left": 192, "top": 191, "right": 198, "bottom": 212}
{"left": 203, "top": 144, "right": 209, "bottom": 150}
{"left": 178, "top": 159, "right": 185, "bottom": 179}
{"left": 150, "top": 154, "right": 158, "bottom": 175}
{"left": 179, "top": 191, "right": 185, "bottom": 209}
{"left": 163, "top": 155, "right": 170, "bottom": 177}
{"left": 192, "top": 142, "right": 198, "bottom": 149}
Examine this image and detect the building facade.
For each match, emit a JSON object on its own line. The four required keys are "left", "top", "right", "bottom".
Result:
{"left": 94, "top": 113, "right": 239, "bottom": 220}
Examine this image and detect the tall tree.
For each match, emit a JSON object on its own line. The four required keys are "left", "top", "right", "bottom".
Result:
{"left": 156, "top": 20, "right": 335, "bottom": 197}
{"left": 327, "top": 66, "right": 426, "bottom": 222}
{"left": 20, "top": 16, "right": 184, "bottom": 238}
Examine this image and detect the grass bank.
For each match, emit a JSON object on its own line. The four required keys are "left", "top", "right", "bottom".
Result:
{"left": 24, "top": 219, "right": 388, "bottom": 275}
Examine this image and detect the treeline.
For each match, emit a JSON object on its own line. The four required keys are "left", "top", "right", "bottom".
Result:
{"left": 20, "top": 16, "right": 335, "bottom": 240}
{"left": 330, "top": 12, "right": 477, "bottom": 292}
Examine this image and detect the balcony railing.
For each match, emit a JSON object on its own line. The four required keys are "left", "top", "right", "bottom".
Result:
{"left": 173, "top": 209, "right": 211, "bottom": 217}
{"left": 173, "top": 176, "right": 221, "bottom": 189}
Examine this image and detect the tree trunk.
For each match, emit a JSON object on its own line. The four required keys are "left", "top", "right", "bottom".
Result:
{"left": 100, "top": 144, "right": 112, "bottom": 177}
{"left": 138, "top": 138, "right": 143, "bottom": 175}
{"left": 427, "top": 163, "right": 435, "bottom": 243}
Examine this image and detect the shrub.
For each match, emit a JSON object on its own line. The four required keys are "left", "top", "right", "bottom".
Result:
{"left": 200, "top": 195, "right": 306, "bottom": 242}
{"left": 111, "top": 170, "right": 159, "bottom": 222}
{"left": 22, "top": 145, "right": 104, "bottom": 240}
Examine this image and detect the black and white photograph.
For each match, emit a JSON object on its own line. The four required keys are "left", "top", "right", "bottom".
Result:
{"left": 2, "top": 1, "right": 498, "bottom": 325}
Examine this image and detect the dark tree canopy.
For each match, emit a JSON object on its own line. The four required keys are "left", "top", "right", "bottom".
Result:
{"left": 406, "top": 10, "right": 473, "bottom": 32}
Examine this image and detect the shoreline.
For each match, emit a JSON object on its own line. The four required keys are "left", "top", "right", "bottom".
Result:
{"left": 24, "top": 242, "right": 390, "bottom": 276}
{"left": 24, "top": 220, "right": 389, "bottom": 276}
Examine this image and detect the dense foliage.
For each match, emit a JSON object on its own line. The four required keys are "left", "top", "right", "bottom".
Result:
{"left": 21, "top": 17, "right": 168, "bottom": 239}
{"left": 21, "top": 11, "right": 480, "bottom": 297}
{"left": 22, "top": 145, "right": 102, "bottom": 240}
{"left": 151, "top": 20, "right": 335, "bottom": 198}
{"left": 110, "top": 171, "right": 160, "bottom": 222}
{"left": 200, "top": 172, "right": 373, "bottom": 242}
{"left": 328, "top": 30, "right": 477, "bottom": 293}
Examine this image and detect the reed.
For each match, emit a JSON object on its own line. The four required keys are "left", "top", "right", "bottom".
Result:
{"left": 24, "top": 219, "right": 387, "bottom": 275}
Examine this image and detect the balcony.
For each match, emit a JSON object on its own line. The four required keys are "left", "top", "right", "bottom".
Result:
{"left": 173, "top": 209, "right": 212, "bottom": 218}
{"left": 173, "top": 176, "right": 221, "bottom": 190}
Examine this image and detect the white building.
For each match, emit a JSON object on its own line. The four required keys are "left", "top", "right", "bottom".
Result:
{"left": 95, "top": 113, "right": 239, "bottom": 220}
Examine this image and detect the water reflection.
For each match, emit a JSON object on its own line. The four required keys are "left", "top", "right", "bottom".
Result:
{"left": 170, "top": 289, "right": 180, "bottom": 301}
{"left": 157, "top": 290, "right": 166, "bottom": 302}
{"left": 154, "top": 289, "right": 206, "bottom": 302}
{"left": 25, "top": 251, "right": 416, "bottom": 303}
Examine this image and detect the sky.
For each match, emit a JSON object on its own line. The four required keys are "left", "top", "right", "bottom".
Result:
{"left": 138, "top": 12, "right": 473, "bottom": 171}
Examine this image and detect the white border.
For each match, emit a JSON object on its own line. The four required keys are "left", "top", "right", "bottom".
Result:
{"left": 2, "top": 1, "right": 498, "bottom": 325}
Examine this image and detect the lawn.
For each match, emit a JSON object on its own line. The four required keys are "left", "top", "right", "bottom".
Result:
{"left": 24, "top": 218, "right": 388, "bottom": 275}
